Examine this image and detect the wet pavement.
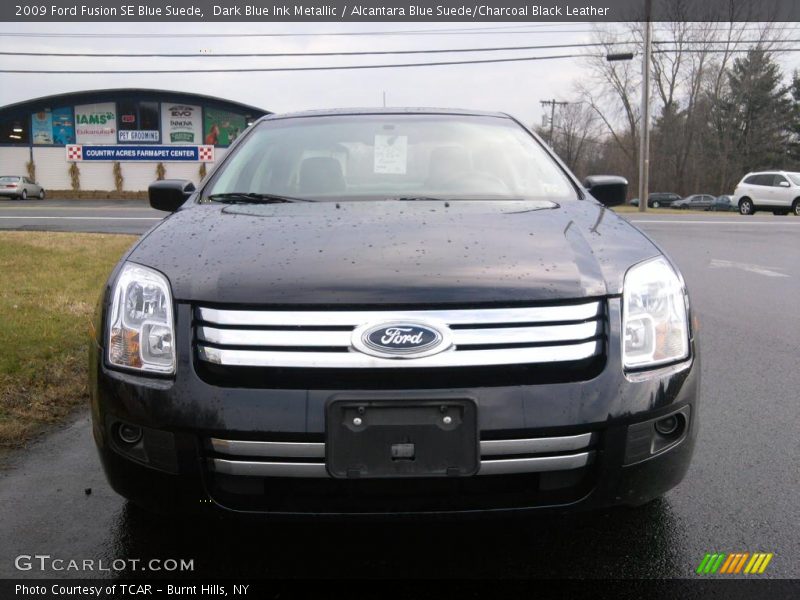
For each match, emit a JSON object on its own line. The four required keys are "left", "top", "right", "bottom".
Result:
{"left": 0, "top": 216, "right": 798, "bottom": 580}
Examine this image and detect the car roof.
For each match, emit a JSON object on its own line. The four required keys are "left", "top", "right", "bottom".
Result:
{"left": 258, "top": 107, "right": 512, "bottom": 122}
{"left": 745, "top": 170, "right": 800, "bottom": 176}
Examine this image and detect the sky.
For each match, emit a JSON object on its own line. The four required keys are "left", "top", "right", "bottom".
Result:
{"left": 1, "top": 21, "right": 799, "bottom": 127}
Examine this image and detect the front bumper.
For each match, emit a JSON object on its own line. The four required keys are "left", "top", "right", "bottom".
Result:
{"left": 90, "top": 299, "right": 700, "bottom": 516}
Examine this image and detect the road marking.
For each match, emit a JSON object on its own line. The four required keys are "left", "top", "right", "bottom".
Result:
{"left": 709, "top": 259, "right": 789, "bottom": 278}
{"left": 631, "top": 219, "right": 800, "bottom": 225}
{"left": 0, "top": 216, "right": 161, "bottom": 221}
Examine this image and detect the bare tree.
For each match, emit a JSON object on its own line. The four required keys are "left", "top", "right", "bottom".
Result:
{"left": 536, "top": 102, "right": 603, "bottom": 176}
{"left": 578, "top": 0, "right": 792, "bottom": 196}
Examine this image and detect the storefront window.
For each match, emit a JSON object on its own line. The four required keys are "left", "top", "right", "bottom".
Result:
{"left": 117, "top": 101, "right": 160, "bottom": 143}
{"left": 0, "top": 116, "right": 30, "bottom": 144}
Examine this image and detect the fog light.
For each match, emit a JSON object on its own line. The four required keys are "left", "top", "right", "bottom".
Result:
{"left": 654, "top": 415, "right": 680, "bottom": 436}
{"left": 117, "top": 423, "right": 142, "bottom": 444}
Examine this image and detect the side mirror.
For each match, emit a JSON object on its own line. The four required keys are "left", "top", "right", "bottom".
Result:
{"left": 778, "top": 180, "right": 790, "bottom": 188}
{"left": 583, "top": 175, "right": 628, "bottom": 207}
{"left": 149, "top": 179, "right": 196, "bottom": 212}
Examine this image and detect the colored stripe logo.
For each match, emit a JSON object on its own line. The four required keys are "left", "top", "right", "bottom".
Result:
{"left": 696, "top": 552, "right": 773, "bottom": 575}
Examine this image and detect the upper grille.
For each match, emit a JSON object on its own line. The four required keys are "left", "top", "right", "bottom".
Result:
{"left": 195, "top": 300, "right": 604, "bottom": 369}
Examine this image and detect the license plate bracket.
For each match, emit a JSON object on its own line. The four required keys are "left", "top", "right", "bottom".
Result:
{"left": 326, "top": 398, "right": 478, "bottom": 479}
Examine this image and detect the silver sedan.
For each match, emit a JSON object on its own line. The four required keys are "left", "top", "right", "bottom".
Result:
{"left": 0, "top": 176, "right": 45, "bottom": 200}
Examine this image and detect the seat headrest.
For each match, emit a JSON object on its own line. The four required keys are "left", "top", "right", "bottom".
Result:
{"left": 299, "top": 157, "right": 346, "bottom": 194}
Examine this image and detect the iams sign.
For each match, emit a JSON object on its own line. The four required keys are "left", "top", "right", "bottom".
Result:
{"left": 76, "top": 112, "right": 114, "bottom": 125}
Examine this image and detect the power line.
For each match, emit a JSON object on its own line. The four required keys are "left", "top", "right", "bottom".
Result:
{"left": 3, "top": 46, "right": 799, "bottom": 74}
{"left": 0, "top": 52, "right": 593, "bottom": 74}
{"left": 0, "top": 22, "right": 796, "bottom": 39}
{"left": 653, "top": 47, "right": 800, "bottom": 53}
{"left": 0, "top": 41, "right": 636, "bottom": 58}
{"left": 0, "top": 24, "right": 599, "bottom": 38}
{"left": 3, "top": 39, "right": 797, "bottom": 59}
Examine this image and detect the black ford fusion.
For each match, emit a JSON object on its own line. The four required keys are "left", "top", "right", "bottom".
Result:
{"left": 89, "top": 108, "right": 699, "bottom": 516}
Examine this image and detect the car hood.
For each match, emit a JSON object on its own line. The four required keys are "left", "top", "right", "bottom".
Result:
{"left": 128, "top": 200, "right": 660, "bottom": 305}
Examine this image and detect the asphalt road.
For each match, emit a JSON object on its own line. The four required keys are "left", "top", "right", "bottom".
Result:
{"left": 0, "top": 201, "right": 798, "bottom": 580}
{"left": 0, "top": 199, "right": 162, "bottom": 234}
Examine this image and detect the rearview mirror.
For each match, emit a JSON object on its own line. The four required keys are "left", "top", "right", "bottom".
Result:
{"left": 583, "top": 175, "right": 628, "bottom": 207}
{"left": 149, "top": 179, "right": 196, "bottom": 212}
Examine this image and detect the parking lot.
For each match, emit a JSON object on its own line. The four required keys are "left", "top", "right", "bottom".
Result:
{"left": 0, "top": 202, "right": 798, "bottom": 579}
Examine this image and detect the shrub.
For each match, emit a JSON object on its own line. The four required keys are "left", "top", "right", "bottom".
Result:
{"left": 68, "top": 163, "right": 80, "bottom": 191}
{"left": 112, "top": 162, "right": 124, "bottom": 192}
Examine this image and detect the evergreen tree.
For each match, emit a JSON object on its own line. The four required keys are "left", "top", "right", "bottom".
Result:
{"left": 716, "top": 50, "right": 793, "bottom": 174}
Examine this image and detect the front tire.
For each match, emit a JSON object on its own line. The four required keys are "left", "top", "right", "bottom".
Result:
{"left": 38, "top": 189, "right": 45, "bottom": 200}
{"left": 739, "top": 198, "right": 754, "bottom": 215}
{"left": 21, "top": 189, "right": 27, "bottom": 200}
{"left": 652, "top": 201, "right": 660, "bottom": 208}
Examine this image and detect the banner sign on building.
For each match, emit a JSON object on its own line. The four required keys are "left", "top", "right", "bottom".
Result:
{"left": 66, "top": 144, "right": 214, "bottom": 162}
{"left": 32, "top": 107, "right": 76, "bottom": 145}
{"left": 204, "top": 108, "right": 246, "bottom": 145}
{"left": 31, "top": 110, "right": 54, "bottom": 144}
{"left": 74, "top": 102, "right": 117, "bottom": 144}
{"left": 161, "top": 103, "right": 202, "bottom": 144}
{"left": 52, "top": 107, "right": 76, "bottom": 145}
{"left": 118, "top": 130, "right": 160, "bottom": 142}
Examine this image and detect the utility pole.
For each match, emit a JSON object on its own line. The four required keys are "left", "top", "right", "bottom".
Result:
{"left": 540, "top": 99, "right": 569, "bottom": 146}
{"left": 638, "top": 0, "right": 653, "bottom": 213}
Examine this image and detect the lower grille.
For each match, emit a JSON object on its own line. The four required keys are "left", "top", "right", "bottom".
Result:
{"left": 207, "top": 432, "right": 596, "bottom": 478}
{"left": 204, "top": 432, "right": 598, "bottom": 513}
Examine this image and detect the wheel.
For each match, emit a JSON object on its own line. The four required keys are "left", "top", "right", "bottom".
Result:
{"left": 21, "top": 189, "right": 27, "bottom": 200}
{"left": 793, "top": 199, "right": 800, "bottom": 216}
{"left": 739, "top": 198, "right": 754, "bottom": 215}
{"left": 652, "top": 201, "right": 660, "bottom": 208}
{"left": 38, "top": 189, "right": 45, "bottom": 200}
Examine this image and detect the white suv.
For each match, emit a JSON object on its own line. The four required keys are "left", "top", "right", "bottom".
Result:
{"left": 733, "top": 171, "right": 800, "bottom": 216}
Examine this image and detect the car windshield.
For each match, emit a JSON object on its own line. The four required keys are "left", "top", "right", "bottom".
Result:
{"left": 203, "top": 114, "right": 577, "bottom": 202}
{"left": 786, "top": 173, "right": 800, "bottom": 186}
{"left": 0, "top": 176, "right": 20, "bottom": 182}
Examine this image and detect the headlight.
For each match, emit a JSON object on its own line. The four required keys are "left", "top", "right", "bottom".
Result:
{"left": 622, "top": 256, "right": 689, "bottom": 369}
{"left": 107, "top": 263, "right": 175, "bottom": 374}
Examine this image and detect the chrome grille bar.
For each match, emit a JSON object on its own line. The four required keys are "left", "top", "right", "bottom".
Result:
{"left": 197, "top": 301, "right": 601, "bottom": 327}
{"left": 198, "top": 340, "right": 600, "bottom": 369}
{"left": 195, "top": 300, "right": 604, "bottom": 369}
{"left": 210, "top": 438, "right": 325, "bottom": 458}
{"left": 480, "top": 433, "right": 595, "bottom": 456}
{"left": 197, "top": 321, "right": 601, "bottom": 348}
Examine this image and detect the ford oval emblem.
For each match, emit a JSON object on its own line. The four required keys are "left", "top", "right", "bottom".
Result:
{"left": 351, "top": 321, "right": 452, "bottom": 359}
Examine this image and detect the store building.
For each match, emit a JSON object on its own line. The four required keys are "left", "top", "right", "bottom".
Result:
{"left": 0, "top": 89, "right": 269, "bottom": 192}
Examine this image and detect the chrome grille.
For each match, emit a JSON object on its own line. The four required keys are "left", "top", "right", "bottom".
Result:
{"left": 195, "top": 300, "right": 604, "bottom": 369}
{"left": 208, "top": 433, "right": 596, "bottom": 478}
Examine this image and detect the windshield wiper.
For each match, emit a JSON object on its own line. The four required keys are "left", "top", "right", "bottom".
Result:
{"left": 208, "top": 192, "right": 313, "bottom": 204}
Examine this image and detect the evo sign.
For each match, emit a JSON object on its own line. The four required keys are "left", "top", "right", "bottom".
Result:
{"left": 161, "top": 103, "right": 202, "bottom": 144}
{"left": 66, "top": 145, "right": 214, "bottom": 162}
